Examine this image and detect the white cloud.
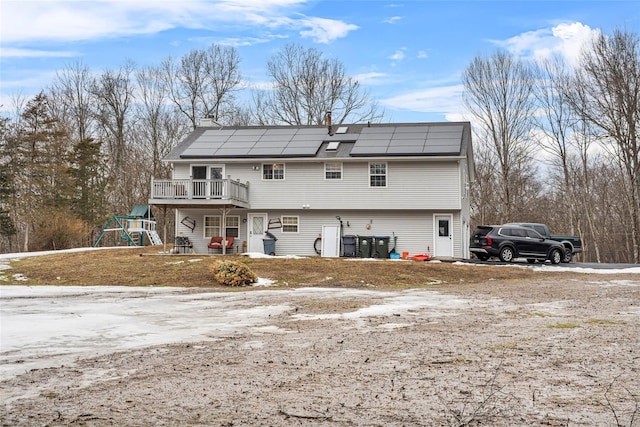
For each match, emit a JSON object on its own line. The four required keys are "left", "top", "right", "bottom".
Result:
{"left": 0, "top": 0, "right": 356, "bottom": 45}
{"left": 417, "top": 50, "right": 428, "bottom": 59}
{"left": 383, "top": 16, "right": 402, "bottom": 24}
{"left": 353, "top": 72, "right": 388, "bottom": 86}
{"left": 297, "top": 16, "right": 359, "bottom": 43}
{"left": 382, "top": 84, "right": 466, "bottom": 118}
{"left": 389, "top": 48, "right": 406, "bottom": 61}
{"left": 490, "top": 22, "right": 600, "bottom": 67}
{"left": 0, "top": 47, "right": 78, "bottom": 58}
{"left": 1, "top": 1, "right": 181, "bottom": 43}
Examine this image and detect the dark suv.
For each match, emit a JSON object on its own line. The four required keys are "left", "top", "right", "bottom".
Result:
{"left": 470, "top": 225, "right": 564, "bottom": 264}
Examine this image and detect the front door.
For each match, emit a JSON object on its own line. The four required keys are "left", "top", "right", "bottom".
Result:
{"left": 248, "top": 213, "right": 267, "bottom": 253}
{"left": 434, "top": 214, "right": 453, "bottom": 258}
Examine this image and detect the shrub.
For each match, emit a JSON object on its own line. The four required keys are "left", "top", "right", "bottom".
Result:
{"left": 33, "top": 207, "right": 89, "bottom": 250}
{"left": 210, "top": 260, "right": 257, "bottom": 287}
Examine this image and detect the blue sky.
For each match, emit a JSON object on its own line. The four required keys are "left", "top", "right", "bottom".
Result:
{"left": 1, "top": 0, "right": 638, "bottom": 122}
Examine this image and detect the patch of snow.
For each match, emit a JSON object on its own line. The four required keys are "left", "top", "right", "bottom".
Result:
{"left": 253, "top": 278, "right": 276, "bottom": 287}
{"left": 243, "top": 252, "right": 306, "bottom": 259}
{"left": 291, "top": 289, "right": 472, "bottom": 321}
{"left": 453, "top": 261, "right": 640, "bottom": 274}
{"left": 0, "top": 246, "right": 139, "bottom": 261}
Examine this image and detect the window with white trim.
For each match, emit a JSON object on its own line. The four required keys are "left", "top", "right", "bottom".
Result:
{"left": 324, "top": 162, "right": 342, "bottom": 180}
{"left": 225, "top": 216, "right": 240, "bottom": 238}
{"left": 204, "top": 216, "right": 221, "bottom": 238}
{"left": 204, "top": 215, "right": 240, "bottom": 238}
{"left": 263, "top": 163, "right": 285, "bottom": 180}
{"left": 281, "top": 216, "right": 299, "bottom": 233}
{"left": 369, "top": 162, "right": 387, "bottom": 187}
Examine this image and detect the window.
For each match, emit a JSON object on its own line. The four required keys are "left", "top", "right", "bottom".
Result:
{"left": 225, "top": 216, "right": 240, "bottom": 238}
{"left": 204, "top": 215, "right": 239, "bottom": 238}
{"left": 282, "top": 216, "right": 299, "bottom": 233}
{"left": 204, "top": 216, "right": 221, "bottom": 238}
{"left": 263, "top": 163, "right": 285, "bottom": 180}
{"left": 325, "top": 162, "right": 342, "bottom": 180}
{"left": 369, "top": 162, "right": 387, "bottom": 187}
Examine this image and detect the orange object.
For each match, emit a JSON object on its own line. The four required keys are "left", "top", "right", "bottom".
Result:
{"left": 411, "top": 254, "right": 431, "bottom": 261}
{"left": 402, "top": 251, "right": 409, "bottom": 259}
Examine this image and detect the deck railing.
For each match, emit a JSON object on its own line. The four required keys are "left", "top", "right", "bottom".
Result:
{"left": 150, "top": 178, "right": 249, "bottom": 203}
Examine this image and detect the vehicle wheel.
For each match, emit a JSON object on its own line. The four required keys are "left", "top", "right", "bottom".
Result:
{"left": 499, "top": 246, "right": 514, "bottom": 262}
{"left": 549, "top": 248, "right": 562, "bottom": 265}
{"left": 562, "top": 247, "right": 572, "bottom": 263}
{"left": 527, "top": 259, "right": 537, "bottom": 264}
{"left": 477, "top": 254, "right": 489, "bottom": 261}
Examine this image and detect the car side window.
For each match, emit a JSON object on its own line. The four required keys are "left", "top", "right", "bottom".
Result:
{"left": 511, "top": 228, "right": 526, "bottom": 237}
{"left": 526, "top": 229, "right": 541, "bottom": 239}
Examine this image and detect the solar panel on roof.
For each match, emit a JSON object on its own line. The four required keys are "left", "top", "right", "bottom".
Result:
{"left": 428, "top": 125, "right": 464, "bottom": 133}
{"left": 281, "top": 146, "right": 320, "bottom": 156}
{"left": 233, "top": 129, "right": 267, "bottom": 136}
{"left": 249, "top": 147, "right": 284, "bottom": 156}
{"left": 387, "top": 145, "right": 425, "bottom": 154}
{"left": 266, "top": 128, "right": 297, "bottom": 135}
{"left": 203, "top": 129, "right": 234, "bottom": 136}
{"left": 253, "top": 140, "right": 289, "bottom": 147}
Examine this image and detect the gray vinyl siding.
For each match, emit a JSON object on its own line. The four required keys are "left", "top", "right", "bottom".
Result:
{"left": 171, "top": 159, "right": 469, "bottom": 258}
{"left": 174, "top": 208, "right": 470, "bottom": 258}
{"left": 173, "top": 160, "right": 461, "bottom": 210}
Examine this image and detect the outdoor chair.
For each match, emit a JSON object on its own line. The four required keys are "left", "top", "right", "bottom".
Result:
{"left": 208, "top": 236, "right": 234, "bottom": 254}
{"left": 174, "top": 236, "right": 193, "bottom": 253}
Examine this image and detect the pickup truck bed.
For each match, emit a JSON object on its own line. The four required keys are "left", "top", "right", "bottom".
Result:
{"left": 505, "top": 223, "right": 582, "bottom": 263}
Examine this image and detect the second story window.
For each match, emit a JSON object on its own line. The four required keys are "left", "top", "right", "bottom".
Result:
{"left": 325, "top": 162, "right": 342, "bottom": 180}
{"left": 263, "top": 163, "right": 285, "bottom": 180}
{"left": 369, "top": 162, "right": 387, "bottom": 187}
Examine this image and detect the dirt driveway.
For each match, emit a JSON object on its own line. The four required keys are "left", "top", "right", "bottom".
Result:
{"left": 1, "top": 273, "right": 639, "bottom": 426}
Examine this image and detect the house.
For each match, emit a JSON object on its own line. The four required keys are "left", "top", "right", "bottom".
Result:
{"left": 148, "top": 119, "right": 475, "bottom": 258}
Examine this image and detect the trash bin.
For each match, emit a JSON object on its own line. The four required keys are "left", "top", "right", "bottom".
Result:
{"left": 262, "top": 238, "right": 276, "bottom": 255}
{"left": 358, "top": 236, "right": 372, "bottom": 258}
{"left": 263, "top": 231, "right": 278, "bottom": 255}
{"left": 373, "top": 236, "right": 390, "bottom": 258}
{"left": 342, "top": 235, "right": 357, "bottom": 257}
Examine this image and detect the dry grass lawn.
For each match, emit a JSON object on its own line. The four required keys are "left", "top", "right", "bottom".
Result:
{"left": 3, "top": 246, "right": 590, "bottom": 289}
{"left": 2, "top": 246, "right": 639, "bottom": 426}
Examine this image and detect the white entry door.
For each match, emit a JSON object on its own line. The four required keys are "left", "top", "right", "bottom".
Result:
{"left": 434, "top": 214, "right": 453, "bottom": 258}
{"left": 321, "top": 225, "right": 340, "bottom": 257}
{"left": 248, "top": 213, "right": 267, "bottom": 253}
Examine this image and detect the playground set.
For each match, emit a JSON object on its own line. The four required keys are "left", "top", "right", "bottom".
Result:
{"left": 93, "top": 205, "right": 163, "bottom": 248}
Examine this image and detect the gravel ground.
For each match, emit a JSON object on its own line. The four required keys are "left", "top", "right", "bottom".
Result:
{"left": 1, "top": 274, "right": 639, "bottom": 426}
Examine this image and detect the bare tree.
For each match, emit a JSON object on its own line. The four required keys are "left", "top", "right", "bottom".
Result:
{"left": 202, "top": 44, "right": 242, "bottom": 123}
{"left": 562, "top": 29, "right": 640, "bottom": 262}
{"left": 254, "top": 43, "right": 382, "bottom": 126}
{"left": 134, "top": 65, "right": 189, "bottom": 179}
{"left": 463, "top": 50, "right": 538, "bottom": 222}
{"left": 91, "top": 62, "right": 135, "bottom": 212}
{"left": 49, "top": 61, "right": 96, "bottom": 143}
{"left": 162, "top": 44, "right": 242, "bottom": 130}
